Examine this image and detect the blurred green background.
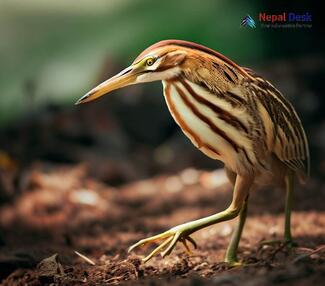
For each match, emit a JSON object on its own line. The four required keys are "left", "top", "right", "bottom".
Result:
{"left": 1, "top": 0, "right": 322, "bottom": 124}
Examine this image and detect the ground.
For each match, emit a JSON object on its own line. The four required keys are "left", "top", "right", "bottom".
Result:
{"left": 0, "top": 163, "right": 324, "bottom": 285}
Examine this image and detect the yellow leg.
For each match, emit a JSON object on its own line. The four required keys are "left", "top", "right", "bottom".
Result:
{"left": 225, "top": 196, "right": 248, "bottom": 266}
{"left": 284, "top": 171, "right": 294, "bottom": 245}
{"left": 260, "top": 171, "right": 295, "bottom": 247}
{"left": 128, "top": 174, "right": 254, "bottom": 263}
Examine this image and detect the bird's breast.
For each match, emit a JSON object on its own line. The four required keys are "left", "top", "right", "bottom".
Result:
{"left": 162, "top": 79, "right": 257, "bottom": 174}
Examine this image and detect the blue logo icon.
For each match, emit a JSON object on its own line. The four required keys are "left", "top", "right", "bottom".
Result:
{"left": 241, "top": 15, "right": 256, "bottom": 28}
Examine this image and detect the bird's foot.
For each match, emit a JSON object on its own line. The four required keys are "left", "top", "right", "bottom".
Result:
{"left": 225, "top": 258, "right": 243, "bottom": 267}
{"left": 128, "top": 224, "right": 197, "bottom": 263}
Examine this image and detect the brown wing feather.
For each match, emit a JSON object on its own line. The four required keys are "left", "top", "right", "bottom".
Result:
{"left": 244, "top": 69, "right": 310, "bottom": 182}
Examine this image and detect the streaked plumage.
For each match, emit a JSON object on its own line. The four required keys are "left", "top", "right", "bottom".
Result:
{"left": 134, "top": 40, "right": 309, "bottom": 184}
{"left": 77, "top": 40, "right": 310, "bottom": 265}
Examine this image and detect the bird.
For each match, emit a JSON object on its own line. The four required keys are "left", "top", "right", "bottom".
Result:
{"left": 76, "top": 40, "right": 310, "bottom": 266}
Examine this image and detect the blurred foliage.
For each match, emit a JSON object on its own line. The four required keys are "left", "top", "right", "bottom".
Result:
{"left": 0, "top": 0, "right": 322, "bottom": 124}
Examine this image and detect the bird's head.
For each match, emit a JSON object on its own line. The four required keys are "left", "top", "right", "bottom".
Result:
{"left": 76, "top": 40, "right": 189, "bottom": 104}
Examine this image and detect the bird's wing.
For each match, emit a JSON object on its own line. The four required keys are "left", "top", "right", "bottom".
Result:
{"left": 243, "top": 69, "right": 310, "bottom": 182}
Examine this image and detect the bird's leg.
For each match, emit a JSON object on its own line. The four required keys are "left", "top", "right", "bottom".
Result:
{"left": 284, "top": 171, "right": 294, "bottom": 246}
{"left": 260, "top": 171, "right": 296, "bottom": 248}
{"left": 225, "top": 195, "right": 249, "bottom": 266}
{"left": 128, "top": 174, "right": 253, "bottom": 263}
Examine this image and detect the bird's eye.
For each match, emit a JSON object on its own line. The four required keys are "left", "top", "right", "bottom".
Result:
{"left": 146, "top": 58, "right": 155, "bottom": 66}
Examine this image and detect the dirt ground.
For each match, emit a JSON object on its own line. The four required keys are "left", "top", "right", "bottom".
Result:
{"left": 0, "top": 162, "right": 324, "bottom": 285}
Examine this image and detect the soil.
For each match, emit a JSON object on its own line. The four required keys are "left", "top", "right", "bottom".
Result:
{"left": 0, "top": 163, "right": 324, "bottom": 285}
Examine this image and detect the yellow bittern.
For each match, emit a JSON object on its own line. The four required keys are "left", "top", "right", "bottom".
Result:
{"left": 76, "top": 40, "right": 309, "bottom": 265}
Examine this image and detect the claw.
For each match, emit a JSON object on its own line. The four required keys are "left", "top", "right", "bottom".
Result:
{"left": 180, "top": 236, "right": 197, "bottom": 254}
{"left": 128, "top": 225, "right": 196, "bottom": 263}
{"left": 142, "top": 236, "right": 173, "bottom": 263}
{"left": 186, "top": 235, "right": 197, "bottom": 249}
{"left": 161, "top": 232, "right": 180, "bottom": 257}
{"left": 128, "top": 231, "right": 170, "bottom": 253}
{"left": 181, "top": 238, "right": 192, "bottom": 254}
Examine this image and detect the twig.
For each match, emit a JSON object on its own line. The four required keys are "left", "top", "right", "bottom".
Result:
{"left": 292, "top": 244, "right": 325, "bottom": 263}
{"left": 74, "top": 250, "right": 96, "bottom": 266}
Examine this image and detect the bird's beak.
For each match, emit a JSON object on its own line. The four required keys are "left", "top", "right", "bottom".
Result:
{"left": 76, "top": 65, "right": 138, "bottom": 104}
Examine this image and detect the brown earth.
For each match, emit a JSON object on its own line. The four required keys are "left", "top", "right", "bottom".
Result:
{"left": 0, "top": 163, "right": 324, "bottom": 285}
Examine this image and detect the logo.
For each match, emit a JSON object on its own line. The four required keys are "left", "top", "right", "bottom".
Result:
{"left": 240, "top": 12, "right": 312, "bottom": 29}
{"left": 259, "top": 12, "right": 312, "bottom": 23}
{"left": 241, "top": 15, "right": 256, "bottom": 28}
{"left": 259, "top": 12, "right": 312, "bottom": 28}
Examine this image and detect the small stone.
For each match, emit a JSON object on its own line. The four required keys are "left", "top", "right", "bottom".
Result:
{"left": 37, "top": 254, "right": 64, "bottom": 284}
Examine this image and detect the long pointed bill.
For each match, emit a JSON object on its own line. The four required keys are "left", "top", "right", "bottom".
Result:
{"left": 76, "top": 66, "right": 137, "bottom": 105}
